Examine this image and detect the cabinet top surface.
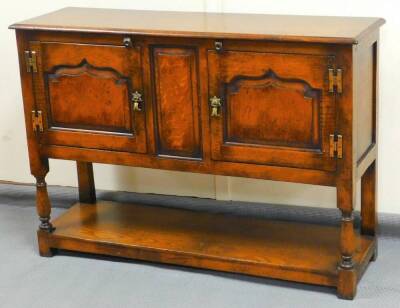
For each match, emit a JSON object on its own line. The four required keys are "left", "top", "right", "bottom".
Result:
{"left": 10, "top": 7, "right": 384, "bottom": 44}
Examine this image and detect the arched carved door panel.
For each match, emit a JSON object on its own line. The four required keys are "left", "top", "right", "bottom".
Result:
{"left": 208, "top": 49, "right": 337, "bottom": 171}
{"left": 30, "top": 41, "right": 146, "bottom": 153}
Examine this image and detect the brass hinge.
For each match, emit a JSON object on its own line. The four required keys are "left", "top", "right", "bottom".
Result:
{"left": 24, "top": 50, "right": 37, "bottom": 73}
{"left": 328, "top": 68, "right": 342, "bottom": 94}
{"left": 329, "top": 134, "right": 343, "bottom": 158}
{"left": 32, "top": 110, "right": 43, "bottom": 132}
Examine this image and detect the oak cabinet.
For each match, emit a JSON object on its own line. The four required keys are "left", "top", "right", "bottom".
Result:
{"left": 10, "top": 8, "right": 384, "bottom": 300}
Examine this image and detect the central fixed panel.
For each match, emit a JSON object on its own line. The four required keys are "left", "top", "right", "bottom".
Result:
{"left": 151, "top": 46, "right": 202, "bottom": 160}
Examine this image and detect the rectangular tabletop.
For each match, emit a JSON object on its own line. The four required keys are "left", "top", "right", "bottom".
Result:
{"left": 10, "top": 7, "right": 385, "bottom": 44}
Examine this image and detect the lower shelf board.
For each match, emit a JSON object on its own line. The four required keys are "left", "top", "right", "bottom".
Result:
{"left": 40, "top": 201, "right": 375, "bottom": 288}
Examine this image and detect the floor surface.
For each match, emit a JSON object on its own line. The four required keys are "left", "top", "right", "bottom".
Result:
{"left": 1, "top": 183, "right": 400, "bottom": 308}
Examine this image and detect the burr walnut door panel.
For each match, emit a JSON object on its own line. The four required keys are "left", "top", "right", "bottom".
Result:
{"left": 30, "top": 41, "right": 146, "bottom": 153}
{"left": 151, "top": 46, "right": 202, "bottom": 159}
{"left": 208, "top": 49, "right": 337, "bottom": 171}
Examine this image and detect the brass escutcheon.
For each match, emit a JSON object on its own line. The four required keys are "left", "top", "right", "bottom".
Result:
{"left": 132, "top": 91, "right": 143, "bottom": 111}
{"left": 210, "top": 96, "right": 222, "bottom": 117}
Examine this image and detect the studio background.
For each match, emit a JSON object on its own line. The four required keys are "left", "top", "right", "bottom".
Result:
{"left": 1, "top": 0, "right": 398, "bottom": 213}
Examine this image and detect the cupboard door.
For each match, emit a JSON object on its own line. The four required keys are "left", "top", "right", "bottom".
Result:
{"left": 30, "top": 41, "right": 146, "bottom": 153}
{"left": 208, "top": 49, "right": 337, "bottom": 171}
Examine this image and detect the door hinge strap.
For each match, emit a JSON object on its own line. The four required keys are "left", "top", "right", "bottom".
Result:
{"left": 32, "top": 110, "right": 43, "bottom": 132}
{"left": 329, "top": 134, "right": 343, "bottom": 158}
{"left": 328, "top": 68, "right": 342, "bottom": 94}
{"left": 24, "top": 50, "right": 38, "bottom": 73}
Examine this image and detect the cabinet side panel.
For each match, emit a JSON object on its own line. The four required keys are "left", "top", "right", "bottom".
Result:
{"left": 152, "top": 47, "right": 201, "bottom": 159}
{"left": 357, "top": 40, "right": 377, "bottom": 160}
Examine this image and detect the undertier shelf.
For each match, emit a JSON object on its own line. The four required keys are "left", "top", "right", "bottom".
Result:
{"left": 43, "top": 201, "right": 375, "bottom": 288}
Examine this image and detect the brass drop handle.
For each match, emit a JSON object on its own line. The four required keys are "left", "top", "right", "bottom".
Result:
{"left": 210, "top": 96, "right": 222, "bottom": 117}
{"left": 132, "top": 91, "right": 143, "bottom": 112}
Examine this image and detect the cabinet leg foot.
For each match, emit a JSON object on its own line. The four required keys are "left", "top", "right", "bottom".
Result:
{"left": 37, "top": 229, "right": 55, "bottom": 257}
{"left": 337, "top": 267, "right": 357, "bottom": 300}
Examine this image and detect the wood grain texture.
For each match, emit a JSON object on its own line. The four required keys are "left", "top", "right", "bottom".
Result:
{"left": 224, "top": 69, "right": 320, "bottom": 148}
{"left": 9, "top": 7, "right": 385, "bottom": 44}
{"left": 42, "top": 145, "right": 337, "bottom": 186}
{"left": 32, "top": 41, "right": 147, "bottom": 153}
{"left": 47, "top": 60, "right": 131, "bottom": 132}
{"left": 44, "top": 201, "right": 375, "bottom": 287}
{"left": 208, "top": 48, "right": 336, "bottom": 171}
{"left": 152, "top": 47, "right": 201, "bottom": 158}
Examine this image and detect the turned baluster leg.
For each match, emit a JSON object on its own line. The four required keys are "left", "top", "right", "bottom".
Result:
{"left": 337, "top": 184, "right": 357, "bottom": 299}
{"left": 361, "top": 161, "right": 378, "bottom": 261}
{"left": 36, "top": 176, "right": 53, "bottom": 231}
{"left": 33, "top": 163, "right": 55, "bottom": 257}
{"left": 76, "top": 161, "right": 96, "bottom": 203}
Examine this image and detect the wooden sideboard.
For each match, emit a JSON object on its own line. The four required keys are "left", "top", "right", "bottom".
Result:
{"left": 10, "top": 8, "right": 384, "bottom": 299}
